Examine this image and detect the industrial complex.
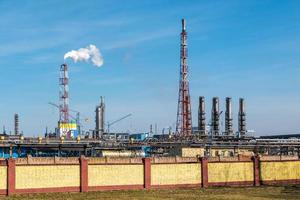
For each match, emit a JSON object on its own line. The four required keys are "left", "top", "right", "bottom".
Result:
{"left": 0, "top": 19, "right": 299, "bottom": 160}
{"left": 0, "top": 18, "right": 298, "bottom": 197}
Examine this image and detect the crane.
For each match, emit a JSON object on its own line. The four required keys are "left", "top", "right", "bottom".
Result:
{"left": 107, "top": 114, "right": 132, "bottom": 133}
{"left": 48, "top": 102, "right": 89, "bottom": 135}
{"left": 48, "top": 102, "right": 81, "bottom": 124}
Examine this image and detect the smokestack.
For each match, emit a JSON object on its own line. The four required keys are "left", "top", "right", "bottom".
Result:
{"left": 14, "top": 114, "right": 19, "bottom": 135}
{"left": 238, "top": 98, "right": 246, "bottom": 137}
{"left": 95, "top": 96, "right": 105, "bottom": 139}
{"left": 211, "top": 97, "right": 220, "bottom": 136}
{"left": 181, "top": 19, "right": 186, "bottom": 31}
{"left": 3, "top": 126, "right": 6, "bottom": 135}
{"left": 198, "top": 96, "right": 206, "bottom": 135}
{"left": 150, "top": 124, "right": 153, "bottom": 135}
{"left": 225, "top": 97, "right": 233, "bottom": 136}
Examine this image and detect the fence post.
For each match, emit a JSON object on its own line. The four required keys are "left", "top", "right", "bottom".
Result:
{"left": 7, "top": 158, "right": 16, "bottom": 196}
{"left": 143, "top": 157, "right": 151, "bottom": 189}
{"left": 80, "top": 156, "right": 88, "bottom": 192}
{"left": 200, "top": 157, "right": 208, "bottom": 188}
{"left": 252, "top": 155, "right": 260, "bottom": 186}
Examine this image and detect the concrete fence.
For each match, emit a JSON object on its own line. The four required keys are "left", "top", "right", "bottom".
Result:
{"left": 0, "top": 156, "right": 299, "bottom": 195}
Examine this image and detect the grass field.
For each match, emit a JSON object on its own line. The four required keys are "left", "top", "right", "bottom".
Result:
{"left": 1, "top": 186, "right": 300, "bottom": 200}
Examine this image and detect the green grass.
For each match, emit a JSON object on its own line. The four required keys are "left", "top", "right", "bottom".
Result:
{"left": 1, "top": 186, "right": 300, "bottom": 200}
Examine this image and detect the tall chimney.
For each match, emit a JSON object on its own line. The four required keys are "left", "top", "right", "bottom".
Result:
{"left": 198, "top": 96, "right": 206, "bottom": 135}
{"left": 150, "top": 124, "right": 153, "bottom": 135}
{"left": 211, "top": 97, "right": 220, "bottom": 136}
{"left": 14, "top": 114, "right": 19, "bottom": 135}
{"left": 95, "top": 96, "right": 105, "bottom": 139}
{"left": 238, "top": 98, "right": 246, "bottom": 137}
{"left": 182, "top": 19, "right": 186, "bottom": 31}
{"left": 225, "top": 97, "right": 233, "bottom": 136}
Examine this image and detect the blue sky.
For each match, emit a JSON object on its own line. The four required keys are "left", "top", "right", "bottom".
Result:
{"left": 0, "top": 0, "right": 300, "bottom": 136}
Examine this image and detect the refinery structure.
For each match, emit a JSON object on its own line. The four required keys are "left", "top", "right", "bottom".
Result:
{"left": 0, "top": 19, "right": 300, "bottom": 159}
{"left": 176, "top": 19, "right": 192, "bottom": 137}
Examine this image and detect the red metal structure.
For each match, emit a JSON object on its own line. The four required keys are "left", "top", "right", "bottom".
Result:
{"left": 59, "top": 63, "right": 69, "bottom": 124}
{"left": 176, "top": 19, "right": 192, "bottom": 136}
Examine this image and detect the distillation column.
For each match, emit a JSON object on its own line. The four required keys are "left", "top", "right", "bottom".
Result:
{"left": 95, "top": 96, "right": 105, "bottom": 139}
{"left": 198, "top": 96, "right": 206, "bottom": 135}
{"left": 225, "top": 97, "right": 233, "bottom": 136}
{"left": 238, "top": 98, "right": 246, "bottom": 137}
{"left": 211, "top": 97, "right": 220, "bottom": 136}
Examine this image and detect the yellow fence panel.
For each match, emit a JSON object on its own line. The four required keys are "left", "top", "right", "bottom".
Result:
{"left": 16, "top": 165, "right": 80, "bottom": 189}
{"left": 208, "top": 162, "right": 253, "bottom": 183}
{"left": 151, "top": 163, "right": 201, "bottom": 185}
{"left": 0, "top": 166, "right": 7, "bottom": 190}
{"left": 88, "top": 165, "right": 144, "bottom": 186}
{"left": 261, "top": 161, "right": 300, "bottom": 181}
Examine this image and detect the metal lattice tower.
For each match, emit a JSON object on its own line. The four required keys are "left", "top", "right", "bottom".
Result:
{"left": 176, "top": 19, "right": 192, "bottom": 136}
{"left": 59, "top": 63, "right": 69, "bottom": 123}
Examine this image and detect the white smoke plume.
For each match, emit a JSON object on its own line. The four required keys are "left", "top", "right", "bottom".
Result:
{"left": 64, "top": 44, "right": 104, "bottom": 67}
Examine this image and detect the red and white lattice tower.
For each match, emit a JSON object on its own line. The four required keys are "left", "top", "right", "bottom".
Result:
{"left": 59, "top": 63, "right": 69, "bottom": 124}
{"left": 176, "top": 19, "right": 192, "bottom": 136}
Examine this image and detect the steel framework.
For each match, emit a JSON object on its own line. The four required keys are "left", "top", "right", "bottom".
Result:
{"left": 59, "top": 63, "right": 69, "bottom": 123}
{"left": 176, "top": 19, "right": 192, "bottom": 136}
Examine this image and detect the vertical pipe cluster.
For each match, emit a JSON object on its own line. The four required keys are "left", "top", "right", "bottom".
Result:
{"left": 198, "top": 96, "right": 247, "bottom": 138}
{"left": 238, "top": 98, "right": 246, "bottom": 137}
{"left": 198, "top": 96, "right": 206, "bottom": 135}
{"left": 95, "top": 96, "right": 105, "bottom": 139}
{"left": 14, "top": 114, "right": 19, "bottom": 135}
{"left": 211, "top": 97, "right": 220, "bottom": 136}
{"left": 225, "top": 97, "right": 233, "bottom": 136}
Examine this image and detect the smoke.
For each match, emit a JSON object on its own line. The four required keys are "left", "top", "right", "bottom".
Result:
{"left": 64, "top": 44, "right": 103, "bottom": 67}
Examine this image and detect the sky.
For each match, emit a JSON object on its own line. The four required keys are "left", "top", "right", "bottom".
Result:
{"left": 0, "top": 0, "right": 300, "bottom": 136}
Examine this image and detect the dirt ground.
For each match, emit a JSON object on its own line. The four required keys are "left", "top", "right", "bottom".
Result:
{"left": 1, "top": 186, "right": 300, "bottom": 200}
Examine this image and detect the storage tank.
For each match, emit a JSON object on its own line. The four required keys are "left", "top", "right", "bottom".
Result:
{"left": 100, "top": 150, "right": 145, "bottom": 157}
